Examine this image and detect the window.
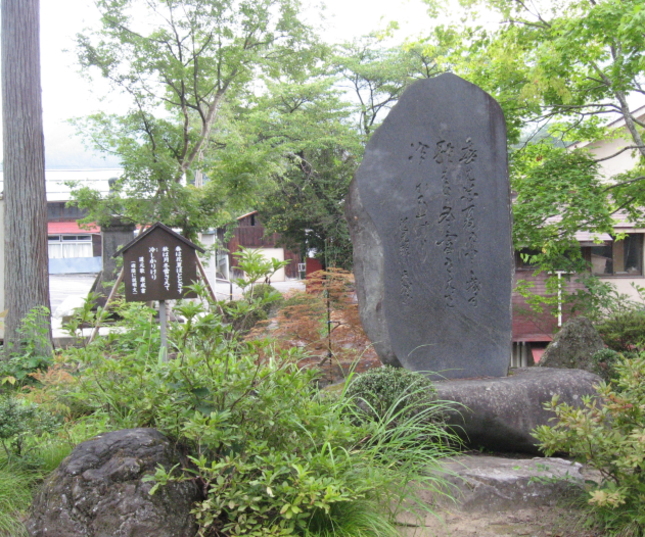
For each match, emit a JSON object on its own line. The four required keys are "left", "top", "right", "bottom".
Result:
{"left": 590, "top": 234, "right": 643, "bottom": 276}
{"left": 48, "top": 234, "right": 94, "bottom": 259}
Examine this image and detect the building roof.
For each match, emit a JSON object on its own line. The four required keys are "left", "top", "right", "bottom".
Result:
{"left": 48, "top": 221, "right": 100, "bottom": 234}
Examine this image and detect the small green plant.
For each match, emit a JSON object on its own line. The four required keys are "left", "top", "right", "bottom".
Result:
{"left": 62, "top": 291, "right": 110, "bottom": 344}
{"left": 0, "top": 394, "right": 59, "bottom": 462}
{"left": 232, "top": 247, "right": 289, "bottom": 290}
{"left": 346, "top": 366, "right": 445, "bottom": 427}
{"left": 534, "top": 353, "right": 645, "bottom": 536}
{"left": 596, "top": 309, "right": 645, "bottom": 353}
{"left": 0, "top": 306, "right": 53, "bottom": 385}
{"left": 591, "top": 348, "right": 622, "bottom": 383}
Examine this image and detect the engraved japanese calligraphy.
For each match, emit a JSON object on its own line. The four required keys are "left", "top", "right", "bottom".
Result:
{"left": 347, "top": 73, "right": 513, "bottom": 379}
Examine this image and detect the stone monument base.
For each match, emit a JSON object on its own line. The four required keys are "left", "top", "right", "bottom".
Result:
{"left": 434, "top": 367, "right": 601, "bottom": 454}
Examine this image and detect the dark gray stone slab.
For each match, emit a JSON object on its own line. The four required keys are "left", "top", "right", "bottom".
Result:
{"left": 346, "top": 73, "right": 513, "bottom": 379}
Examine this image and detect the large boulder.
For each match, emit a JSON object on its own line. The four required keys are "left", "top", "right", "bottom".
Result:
{"left": 539, "top": 316, "right": 605, "bottom": 371}
{"left": 434, "top": 367, "right": 601, "bottom": 454}
{"left": 27, "top": 428, "right": 200, "bottom": 537}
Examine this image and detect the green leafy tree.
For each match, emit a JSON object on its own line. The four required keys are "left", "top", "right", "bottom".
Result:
{"left": 333, "top": 36, "right": 443, "bottom": 140}
{"left": 71, "top": 0, "right": 317, "bottom": 239}
{"left": 258, "top": 40, "right": 444, "bottom": 269}
{"left": 246, "top": 76, "right": 359, "bottom": 269}
{"left": 419, "top": 0, "right": 645, "bottom": 270}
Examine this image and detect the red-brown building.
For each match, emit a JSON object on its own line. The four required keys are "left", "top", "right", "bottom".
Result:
{"left": 201, "top": 211, "right": 302, "bottom": 282}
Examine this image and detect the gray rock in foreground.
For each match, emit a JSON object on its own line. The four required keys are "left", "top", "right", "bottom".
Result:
{"left": 423, "top": 454, "right": 599, "bottom": 512}
{"left": 434, "top": 367, "right": 601, "bottom": 454}
{"left": 28, "top": 428, "right": 200, "bottom": 537}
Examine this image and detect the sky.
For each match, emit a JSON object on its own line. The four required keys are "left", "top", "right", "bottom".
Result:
{"left": 33, "top": 0, "right": 435, "bottom": 170}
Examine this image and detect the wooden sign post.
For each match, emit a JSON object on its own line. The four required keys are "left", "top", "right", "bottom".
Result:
{"left": 115, "top": 223, "right": 205, "bottom": 356}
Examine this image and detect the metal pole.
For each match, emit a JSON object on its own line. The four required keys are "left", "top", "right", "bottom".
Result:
{"left": 159, "top": 299, "right": 168, "bottom": 358}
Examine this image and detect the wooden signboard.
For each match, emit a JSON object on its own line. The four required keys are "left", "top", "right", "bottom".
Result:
{"left": 115, "top": 222, "right": 205, "bottom": 302}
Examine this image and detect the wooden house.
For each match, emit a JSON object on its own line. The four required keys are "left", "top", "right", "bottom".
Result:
{"left": 201, "top": 211, "right": 301, "bottom": 283}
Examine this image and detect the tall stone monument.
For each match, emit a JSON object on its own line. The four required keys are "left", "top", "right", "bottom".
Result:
{"left": 346, "top": 73, "right": 513, "bottom": 379}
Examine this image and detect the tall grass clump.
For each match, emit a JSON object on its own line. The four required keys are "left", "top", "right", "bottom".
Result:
{"left": 0, "top": 460, "right": 32, "bottom": 537}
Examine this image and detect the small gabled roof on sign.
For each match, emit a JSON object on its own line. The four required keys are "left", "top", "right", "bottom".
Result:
{"left": 114, "top": 222, "right": 205, "bottom": 257}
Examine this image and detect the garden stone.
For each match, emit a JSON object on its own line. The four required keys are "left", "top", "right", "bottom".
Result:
{"left": 434, "top": 367, "right": 601, "bottom": 454}
{"left": 27, "top": 428, "right": 200, "bottom": 537}
{"left": 346, "top": 73, "right": 513, "bottom": 380}
{"left": 426, "top": 454, "right": 600, "bottom": 512}
{"left": 539, "top": 316, "right": 605, "bottom": 372}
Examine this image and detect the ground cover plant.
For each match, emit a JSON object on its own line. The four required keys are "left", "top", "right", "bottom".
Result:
{"left": 534, "top": 352, "right": 645, "bottom": 537}
{"left": 1, "top": 255, "right": 459, "bottom": 536}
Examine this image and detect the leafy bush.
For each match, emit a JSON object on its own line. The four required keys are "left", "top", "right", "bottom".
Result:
{"left": 34, "top": 270, "right": 458, "bottom": 537}
{"left": 346, "top": 366, "right": 445, "bottom": 427}
{"left": 590, "top": 348, "right": 622, "bottom": 383}
{"left": 534, "top": 353, "right": 645, "bottom": 536}
{"left": 49, "top": 333, "right": 457, "bottom": 536}
{"left": 0, "top": 394, "right": 60, "bottom": 462}
{"left": 596, "top": 309, "right": 645, "bottom": 353}
{"left": 0, "top": 306, "right": 53, "bottom": 385}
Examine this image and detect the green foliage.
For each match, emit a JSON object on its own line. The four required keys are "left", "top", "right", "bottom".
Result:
{"left": 0, "top": 306, "right": 53, "bottom": 386}
{"left": 346, "top": 366, "right": 444, "bottom": 427}
{"left": 233, "top": 247, "right": 290, "bottom": 289}
{"left": 0, "top": 395, "right": 59, "bottom": 462}
{"left": 71, "top": 0, "right": 320, "bottom": 238}
{"left": 534, "top": 354, "right": 645, "bottom": 536}
{"left": 566, "top": 277, "right": 645, "bottom": 323}
{"left": 62, "top": 291, "right": 109, "bottom": 343}
{"left": 37, "top": 261, "right": 458, "bottom": 537}
{"left": 0, "top": 459, "right": 33, "bottom": 537}
{"left": 511, "top": 145, "right": 614, "bottom": 273}
{"left": 591, "top": 349, "right": 622, "bottom": 384}
{"left": 596, "top": 310, "right": 645, "bottom": 353}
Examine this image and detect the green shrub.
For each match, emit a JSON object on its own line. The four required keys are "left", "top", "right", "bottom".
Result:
{"left": 590, "top": 348, "right": 622, "bottom": 383}
{"left": 534, "top": 353, "right": 645, "bottom": 536}
{"left": 346, "top": 366, "right": 444, "bottom": 426}
{"left": 43, "top": 279, "right": 459, "bottom": 537}
{"left": 0, "top": 395, "right": 60, "bottom": 462}
{"left": 0, "top": 306, "right": 53, "bottom": 385}
{"left": 596, "top": 309, "right": 645, "bottom": 353}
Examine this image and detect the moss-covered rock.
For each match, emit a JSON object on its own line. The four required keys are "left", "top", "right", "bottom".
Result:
{"left": 27, "top": 428, "right": 200, "bottom": 537}
{"left": 539, "top": 316, "right": 605, "bottom": 372}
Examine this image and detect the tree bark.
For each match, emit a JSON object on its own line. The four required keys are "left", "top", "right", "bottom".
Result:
{"left": 1, "top": 0, "right": 53, "bottom": 355}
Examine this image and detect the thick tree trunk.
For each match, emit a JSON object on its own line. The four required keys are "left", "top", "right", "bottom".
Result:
{"left": 1, "top": 0, "right": 52, "bottom": 355}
